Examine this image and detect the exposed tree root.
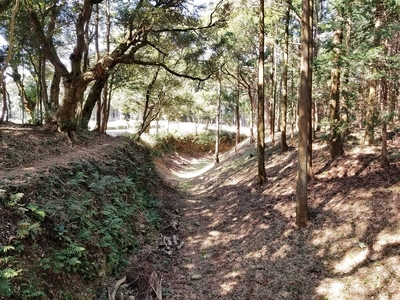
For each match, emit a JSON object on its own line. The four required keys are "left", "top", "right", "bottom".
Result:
{"left": 108, "top": 275, "right": 127, "bottom": 300}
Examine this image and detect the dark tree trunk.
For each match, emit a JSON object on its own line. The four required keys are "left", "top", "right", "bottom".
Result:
{"left": 381, "top": 78, "right": 389, "bottom": 168}
{"left": 257, "top": 0, "right": 266, "bottom": 185}
{"left": 364, "top": 0, "right": 382, "bottom": 145}
{"left": 329, "top": 26, "right": 344, "bottom": 160}
{"left": 248, "top": 88, "right": 256, "bottom": 143}
{"left": 0, "top": 79, "right": 7, "bottom": 123}
{"left": 215, "top": 71, "right": 221, "bottom": 164}
{"left": 364, "top": 80, "right": 377, "bottom": 145}
{"left": 100, "top": 83, "right": 109, "bottom": 134}
{"left": 235, "top": 65, "right": 241, "bottom": 151}
{"left": 296, "top": 0, "right": 311, "bottom": 227}
{"left": 381, "top": 122, "right": 389, "bottom": 168}
{"left": 52, "top": 79, "right": 87, "bottom": 140}
{"left": 81, "top": 75, "right": 110, "bottom": 130}
{"left": 281, "top": 1, "right": 290, "bottom": 153}
{"left": 136, "top": 67, "right": 160, "bottom": 141}
{"left": 48, "top": 70, "right": 61, "bottom": 123}
{"left": 307, "top": 0, "right": 314, "bottom": 181}
{"left": 100, "top": 71, "right": 114, "bottom": 134}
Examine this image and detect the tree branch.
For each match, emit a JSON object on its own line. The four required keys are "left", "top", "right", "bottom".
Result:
{"left": 1, "top": 0, "right": 19, "bottom": 73}
{"left": 153, "top": 0, "right": 228, "bottom": 33}
{"left": 116, "top": 57, "right": 212, "bottom": 81}
{"left": 25, "top": 3, "right": 69, "bottom": 77}
{"left": 287, "top": 0, "right": 301, "bottom": 22}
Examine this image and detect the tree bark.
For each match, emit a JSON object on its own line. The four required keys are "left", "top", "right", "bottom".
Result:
{"left": 257, "top": 0, "right": 266, "bottom": 185}
{"left": 381, "top": 78, "right": 389, "bottom": 168}
{"left": 281, "top": 1, "right": 290, "bottom": 153}
{"left": 329, "top": 25, "right": 344, "bottom": 160}
{"left": 53, "top": 80, "right": 88, "bottom": 139}
{"left": 215, "top": 71, "right": 221, "bottom": 164}
{"left": 235, "top": 65, "right": 241, "bottom": 151}
{"left": 296, "top": 0, "right": 311, "bottom": 227}
{"left": 246, "top": 85, "right": 256, "bottom": 144}
{"left": 270, "top": 46, "right": 276, "bottom": 145}
{"left": 307, "top": 0, "right": 314, "bottom": 181}
{"left": 49, "top": 71, "right": 61, "bottom": 115}
{"left": 136, "top": 67, "right": 160, "bottom": 141}
{"left": 364, "top": 79, "right": 377, "bottom": 145}
{"left": 0, "top": 80, "right": 7, "bottom": 122}
{"left": 0, "top": 0, "right": 19, "bottom": 123}
{"left": 81, "top": 74, "right": 110, "bottom": 130}
{"left": 364, "top": 0, "right": 382, "bottom": 145}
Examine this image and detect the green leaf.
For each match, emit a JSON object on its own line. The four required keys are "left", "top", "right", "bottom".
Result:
{"left": 27, "top": 204, "right": 46, "bottom": 220}
{"left": 0, "top": 268, "right": 21, "bottom": 279}
{"left": 0, "top": 245, "right": 15, "bottom": 253}
{"left": 8, "top": 193, "right": 24, "bottom": 206}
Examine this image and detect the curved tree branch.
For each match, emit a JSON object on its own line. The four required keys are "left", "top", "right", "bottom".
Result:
{"left": 116, "top": 57, "right": 211, "bottom": 81}
{"left": 25, "top": 1, "right": 69, "bottom": 77}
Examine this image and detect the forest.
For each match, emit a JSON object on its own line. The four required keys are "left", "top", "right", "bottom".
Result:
{"left": 1, "top": 0, "right": 400, "bottom": 299}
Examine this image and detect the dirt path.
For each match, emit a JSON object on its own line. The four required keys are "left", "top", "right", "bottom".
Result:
{"left": 1, "top": 124, "right": 127, "bottom": 183}
{"left": 154, "top": 137, "right": 400, "bottom": 300}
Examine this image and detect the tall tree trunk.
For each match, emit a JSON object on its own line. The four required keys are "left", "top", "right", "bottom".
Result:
{"left": 340, "top": 7, "right": 352, "bottom": 135}
{"left": 248, "top": 89, "right": 256, "bottom": 143}
{"left": 329, "top": 24, "right": 344, "bottom": 160}
{"left": 0, "top": 80, "right": 7, "bottom": 122}
{"left": 81, "top": 74, "right": 110, "bottom": 130}
{"left": 94, "top": 3, "right": 102, "bottom": 132}
{"left": 235, "top": 65, "right": 241, "bottom": 151}
{"left": 291, "top": 66, "right": 296, "bottom": 146}
{"left": 136, "top": 67, "right": 160, "bottom": 141}
{"left": 0, "top": 0, "right": 19, "bottom": 123}
{"left": 100, "top": 1, "right": 113, "bottom": 134}
{"left": 100, "top": 83, "right": 108, "bottom": 134}
{"left": 364, "top": 0, "right": 382, "bottom": 145}
{"left": 364, "top": 79, "right": 377, "bottom": 145}
{"left": 257, "top": 0, "right": 266, "bottom": 185}
{"left": 48, "top": 70, "right": 60, "bottom": 120}
{"left": 6, "top": 90, "right": 11, "bottom": 121}
{"left": 215, "top": 71, "right": 221, "bottom": 164}
{"left": 307, "top": 0, "right": 314, "bottom": 181}
{"left": 100, "top": 68, "right": 115, "bottom": 134}
{"left": 296, "top": 0, "right": 311, "bottom": 227}
{"left": 270, "top": 45, "right": 276, "bottom": 145}
{"left": 52, "top": 80, "right": 88, "bottom": 140}
{"left": 381, "top": 77, "right": 389, "bottom": 168}
{"left": 281, "top": 1, "right": 290, "bottom": 153}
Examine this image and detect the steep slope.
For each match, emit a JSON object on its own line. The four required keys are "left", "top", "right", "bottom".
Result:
{"left": 0, "top": 123, "right": 167, "bottom": 299}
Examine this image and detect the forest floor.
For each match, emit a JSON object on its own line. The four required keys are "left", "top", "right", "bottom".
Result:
{"left": 153, "top": 128, "right": 400, "bottom": 300}
{"left": 1, "top": 122, "right": 400, "bottom": 300}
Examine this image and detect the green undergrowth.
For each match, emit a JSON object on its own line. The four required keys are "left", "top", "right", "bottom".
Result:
{"left": 149, "top": 129, "right": 245, "bottom": 155}
{"left": 0, "top": 140, "right": 162, "bottom": 299}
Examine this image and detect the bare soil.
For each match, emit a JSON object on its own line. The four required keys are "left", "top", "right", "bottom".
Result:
{"left": 2, "top": 122, "right": 400, "bottom": 300}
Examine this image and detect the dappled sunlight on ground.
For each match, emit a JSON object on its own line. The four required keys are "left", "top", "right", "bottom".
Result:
{"left": 334, "top": 247, "right": 370, "bottom": 274}
{"left": 154, "top": 132, "right": 400, "bottom": 299}
{"left": 317, "top": 254, "right": 400, "bottom": 299}
{"left": 373, "top": 229, "right": 400, "bottom": 253}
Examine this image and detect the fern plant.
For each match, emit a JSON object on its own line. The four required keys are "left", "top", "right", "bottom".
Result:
{"left": 0, "top": 268, "right": 20, "bottom": 297}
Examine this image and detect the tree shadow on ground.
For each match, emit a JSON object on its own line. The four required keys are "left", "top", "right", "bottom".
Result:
{"left": 156, "top": 138, "right": 400, "bottom": 299}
